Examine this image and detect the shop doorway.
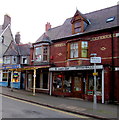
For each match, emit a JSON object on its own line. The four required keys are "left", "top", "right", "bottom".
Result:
{"left": 27, "top": 74, "right": 33, "bottom": 89}
{"left": 43, "top": 72, "right": 48, "bottom": 89}
{"left": 8, "top": 72, "right": 11, "bottom": 87}
{"left": 73, "top": 76, "right": 83, "bottom": 98}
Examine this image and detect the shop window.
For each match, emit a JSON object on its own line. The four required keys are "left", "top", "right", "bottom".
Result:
{"left": 87, "top": 74, "right": 102, "bottom": 95}
{"left": 2, "top": 71, "right": 8, "bottom": 81}
{"left": 12, "top": 56, "right": 17, "bottom": 64}
{"left": 74, "top": 77, "right": 82, "bottom": 91}
{"left": 53, "top": 73, "right": 72, "bottom": 93}
{"left": 3, "top": 56, "right": 10, "bottom": 64}
{"left": 68, "top": 41, "right": 88, "bottom": 59}
{"left": 53, "top": 75, "right": 63, "bottom": 91}
{"left": 35, "top": 46, "right": 49, "bottom": 62}
{"left": 63, "top": 76, "right": 72, "bottom": 93}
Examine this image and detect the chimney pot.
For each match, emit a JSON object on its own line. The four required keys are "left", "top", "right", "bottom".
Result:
{"left": 15, "top": 32, "right": 21, "bottom": 44}
{"left": 45, "top": 22, "right": 51, "bottom": 31}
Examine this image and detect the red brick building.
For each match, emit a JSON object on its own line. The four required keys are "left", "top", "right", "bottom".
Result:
{"left": 30, "top": 5, "right": 119, "bottom": 103}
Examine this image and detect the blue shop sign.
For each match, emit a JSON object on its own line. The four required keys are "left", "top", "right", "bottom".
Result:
{"left": 2, "top": 64, "right": 21, "bottom": 70}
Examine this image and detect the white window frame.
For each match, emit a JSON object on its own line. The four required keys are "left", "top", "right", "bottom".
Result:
{"left": 21, "top": 56, "right": 27, "bottom": 64}
{"left": 12, "top": 56, "right": 17, "bottom": 64}
{"left": 35, "top": 46, "right": 49, "bottom": 62}
{"left": 4, "top": 56, "right": 10, "bottom": 64}
{"left": 70, "top": 42, "right": 78, "bottom": 58}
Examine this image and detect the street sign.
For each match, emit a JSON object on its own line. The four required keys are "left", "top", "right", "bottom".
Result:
{"left": 90, "top": 57, "right": 101, "bottom": 63}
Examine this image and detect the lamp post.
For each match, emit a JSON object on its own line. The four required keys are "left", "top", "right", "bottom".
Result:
{"left": 90, "top": 53, "right": 101, "bottom": 109}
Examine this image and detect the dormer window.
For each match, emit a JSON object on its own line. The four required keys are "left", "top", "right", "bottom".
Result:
{"left": 74, "top": 21, "right": 81, "bottom": 33}
{"left": 71, "top": 10, "right": 89, "bottom": 34}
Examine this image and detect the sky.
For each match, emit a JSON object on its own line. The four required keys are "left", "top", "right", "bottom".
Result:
{"left": 0, "top": 0, "right": 119, "bottom": 43}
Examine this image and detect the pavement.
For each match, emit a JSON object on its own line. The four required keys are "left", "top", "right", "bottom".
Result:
{"left": 0, "top": 87, "right": 119, "bottom": 120}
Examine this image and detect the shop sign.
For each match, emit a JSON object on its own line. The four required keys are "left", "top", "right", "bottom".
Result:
{"left": 90, "top": 57, "right": 101, "bottom": 63}
{"left": 49, "top": 65, "right": 103, "bottom": 71}
{"left": 2, "top": 64, "right": 21, "bottom": 70}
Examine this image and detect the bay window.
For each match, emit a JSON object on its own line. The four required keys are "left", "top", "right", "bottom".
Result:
{"left": 35, "top": 45, "right": 49, "bottom": 62}
{"left": 68, "top": 41, "right": 88, "bottom": 59}
{"left": 70, "top": 42, "right": 78, "bottom": 58}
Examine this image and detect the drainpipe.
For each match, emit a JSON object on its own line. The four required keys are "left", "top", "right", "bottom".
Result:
{"left": 110, "top": 31, "right": 114, "bottom": 102}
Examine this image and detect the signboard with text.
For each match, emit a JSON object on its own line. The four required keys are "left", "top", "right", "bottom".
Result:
{"left": 90, "top": 57, "right": 101, "bottom": 63}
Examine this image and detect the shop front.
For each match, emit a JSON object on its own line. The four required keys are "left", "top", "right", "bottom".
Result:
{"left": 24, "top": 65, "right": 50, "bottom": 94}
{"left": 49, "top": 65, "right": 104, "bottom": 103}
{"left": 0, "top": 64, "right": 21, "bottom": 88}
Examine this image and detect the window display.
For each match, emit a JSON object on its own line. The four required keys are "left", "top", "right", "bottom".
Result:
{"left": 87, "top": 73, "right": 102, "bottom": 95}
{"left": 53, "top": 73, "right": 71, "bottom": 93}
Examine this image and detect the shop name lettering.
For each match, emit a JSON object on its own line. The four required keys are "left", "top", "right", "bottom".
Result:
{"left": 51, "top": 65, "right": 103, "bottom": 71}
{"left": 54, "top": 43, "right": 66, "bottom": 47}
{"left": 91, "top": 34, "right": 116, "bottom": 41}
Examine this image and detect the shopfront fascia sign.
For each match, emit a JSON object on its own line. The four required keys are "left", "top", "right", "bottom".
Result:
{"left": 2, "top": 64, "right": 21, "bottom": 70}
{"left": 49, "top": 65, "right": 103, "bottom": 71}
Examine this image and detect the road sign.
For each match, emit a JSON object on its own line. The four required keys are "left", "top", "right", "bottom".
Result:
{"left": 90, "top": 57, "right": 101, "bottom": 63}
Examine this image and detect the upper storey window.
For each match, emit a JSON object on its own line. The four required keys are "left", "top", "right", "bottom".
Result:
{"left": 71, "top": 10, "right": 89, "bottom": 34}
{"left": 35, "top": 45, "right": 49, "bottom": 62}
{"left": 74, "top": 22, "right": 81, "bottom": 33}
{"left": 3, "top": 56, "right": 10, "bottom": 64}
{"left": 67, "top": 41, "right": 88, "bottom": 59}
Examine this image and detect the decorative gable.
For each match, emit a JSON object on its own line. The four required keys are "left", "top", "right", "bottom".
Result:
{"left": 71, "top": 10, "right": 89, "bottom": 34}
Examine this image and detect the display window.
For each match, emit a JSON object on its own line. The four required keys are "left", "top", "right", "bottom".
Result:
{"left": 52, "top": 72, "right": 72, "bottom": 93}
{"left": 2, "top": 71, "right": 8, "bottom": 81}
{"left": 87, "top": 72, "right": 102, "bottom": 95}
{"left": 12, "top": 71, "right": 20, "bottom": 82}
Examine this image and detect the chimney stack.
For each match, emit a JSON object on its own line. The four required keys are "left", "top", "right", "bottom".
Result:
{"left": 45, "top": 22, "right": 51, "bottom": 31}
{"left": 2, "top": 14, "right": 11, "bottom": 30}
{"left": 15, "top": 32, "right": 21, "bottom": 44}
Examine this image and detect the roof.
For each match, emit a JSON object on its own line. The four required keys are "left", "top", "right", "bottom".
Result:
{"left": 4, "top": 41, "right": 31, "bottom": 56}
{"left": 36, "top": 5, "right": 118, "bottom": 42}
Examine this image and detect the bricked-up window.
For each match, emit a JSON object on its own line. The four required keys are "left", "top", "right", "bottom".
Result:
{"left": 70, "top": 42, "right": 78, "bottom": 58}
{"left": 68, "top": 41, "right": 88, "bottom": 59}
{"left": 35, "top": 46, "right": 49, "bottom": 62}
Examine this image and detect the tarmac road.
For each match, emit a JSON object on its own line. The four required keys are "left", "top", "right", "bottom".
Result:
{"left": 1, "top": 95, "right": 96, "bottom": 119}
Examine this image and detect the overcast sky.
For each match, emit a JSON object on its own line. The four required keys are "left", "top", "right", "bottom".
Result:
{"left": 0, "top": 0, "right": 118, "bottom": 43}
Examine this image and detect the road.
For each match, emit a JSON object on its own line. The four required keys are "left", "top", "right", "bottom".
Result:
{"left": 1, "top": 95, "right": 95, "bottom": 119}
